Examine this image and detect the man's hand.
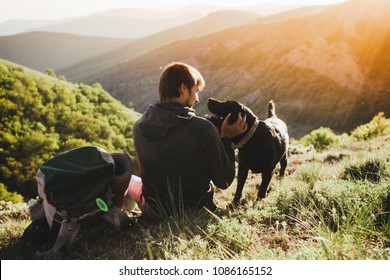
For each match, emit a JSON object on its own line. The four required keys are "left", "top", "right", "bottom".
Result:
{"left": 220, "top": 113, "right": 247, "bottom": 138}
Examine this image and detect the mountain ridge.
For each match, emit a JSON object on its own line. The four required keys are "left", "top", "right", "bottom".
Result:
{"left": 59, "top": 10, "right": 259, "bottom": 82}
{"left": 25, "top": 13, "right": 202, "bottom": 39}
{"left": 0, "top": 2, "right": 307, "bottom": 37}
{"left": 0, "top": 31, "right": 131, "bottom": 72}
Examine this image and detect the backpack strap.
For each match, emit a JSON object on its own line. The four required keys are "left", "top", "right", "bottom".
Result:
{"left": 101, "top": 207, "right": 131, "bottom": 230}
{"left": 47, "top": 213, "right": 80, "bottom": 254}
{"left": 46, "top": 207, "right": 131, "bottom": 253}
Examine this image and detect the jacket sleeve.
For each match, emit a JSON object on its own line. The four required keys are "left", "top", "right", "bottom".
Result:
{"left": 205, "top": 124, "right": 236, "bottom": 189}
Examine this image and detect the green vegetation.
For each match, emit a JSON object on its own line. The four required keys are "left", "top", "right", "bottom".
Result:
{"left": 0, "top": 114, "right": 389, "bottom": 260}
{"left": 297, "top": 127, "right": 339, "bottom": 151}
{"left": 0, "top": 183, "right": 23, "bottom": 203}
{"left": 292, "top": 112, "right": 389, "bottom": 151}
{"left": 0, "top": 59, "right": 140, "bottom": 198}
{"left": 342, "top": 156, "right": 388, "bottom": 183}
{"left": 351, "top": 112, "right": 390, "bottom": 140}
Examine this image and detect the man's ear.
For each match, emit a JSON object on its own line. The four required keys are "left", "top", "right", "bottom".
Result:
{"left": 180, "top": 83, "right": 187, "bottom": 95}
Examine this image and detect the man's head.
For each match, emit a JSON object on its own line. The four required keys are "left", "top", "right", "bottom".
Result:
{"left": 159, "top": 62, "right": 205, "bottom": 107}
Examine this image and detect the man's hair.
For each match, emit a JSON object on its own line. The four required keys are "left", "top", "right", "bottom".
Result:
{"left": 159, "top": 62, "right": 205, "bottom": 102}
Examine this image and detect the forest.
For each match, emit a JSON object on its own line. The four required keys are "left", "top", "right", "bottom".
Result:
{"left": 0, "top": 59, "right": 139, "bottom": 199}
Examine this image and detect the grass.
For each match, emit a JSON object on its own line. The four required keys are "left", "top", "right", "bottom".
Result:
{"left": 0, "top": 136, "right": 389, "bottom": 260}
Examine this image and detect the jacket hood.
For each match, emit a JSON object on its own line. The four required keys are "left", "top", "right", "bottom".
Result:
{"left": 137, "top": 102, "right": 196, "bottom": 140}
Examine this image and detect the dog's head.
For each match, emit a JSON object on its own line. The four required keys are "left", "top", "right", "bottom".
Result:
{"left": 206, "top": 98, "right": 255, "bottom": 126}
{"left": 206, "top": 98, "right": 263, "bottom": 147}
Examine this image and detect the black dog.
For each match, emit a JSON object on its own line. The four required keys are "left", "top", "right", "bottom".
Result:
{"left": 207, "top": 98, "right": 289, "bottom": 205}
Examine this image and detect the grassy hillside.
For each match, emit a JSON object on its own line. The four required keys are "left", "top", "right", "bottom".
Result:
{"left": 95, "top": 0, "right": 390, "bottom": 138}
{"left": 0, "top": 123, "right": 389, "bottom": 259}
{"left": 0, "top": 59, "right": 140, "bottom": 199}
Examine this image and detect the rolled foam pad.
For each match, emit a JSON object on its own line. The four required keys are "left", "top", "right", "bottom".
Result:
{"left": 110, "top": 151, "right": 133, "bottom": 209}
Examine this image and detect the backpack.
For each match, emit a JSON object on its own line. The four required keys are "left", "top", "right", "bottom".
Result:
{"left": 23, "top": 146, "right": 133, "bottom": 254}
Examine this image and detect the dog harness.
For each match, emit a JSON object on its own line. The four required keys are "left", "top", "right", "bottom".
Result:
{"left": 234, "top": 119, "right": 260, "bottom": 149}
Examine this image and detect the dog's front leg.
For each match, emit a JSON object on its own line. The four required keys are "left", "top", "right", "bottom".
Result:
{"left": 233, "top": 163, "right": 249, "bottom": 206}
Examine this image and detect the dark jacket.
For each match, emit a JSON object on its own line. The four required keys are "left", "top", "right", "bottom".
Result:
{"left": 133, "top": 102, "right": 235, "bottom": 213}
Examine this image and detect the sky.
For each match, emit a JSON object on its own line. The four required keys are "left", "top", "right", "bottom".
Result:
{"left": 1, "top": 0, "right": 346, "bottom": 21}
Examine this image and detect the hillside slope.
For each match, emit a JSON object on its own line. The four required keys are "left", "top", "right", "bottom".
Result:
{"left": 0, "top": 19, "right": 58, "bottom": 36}
{"left": 1, "top": 134, "right": 389, "bottom": 260}
{"left": 0, "top": 59, "right": 140, "bottom": 197}
{"left": 0, "top": 32, "right": 131, "bottom": 72}
{"left": 59, "top": 10, "right": 259, "bottom": 82}
{"left": 26, "top": 13, "right": 201, "bottom": 39}
{"left": 96, "top": 0, "right": 390, "bottom": 137}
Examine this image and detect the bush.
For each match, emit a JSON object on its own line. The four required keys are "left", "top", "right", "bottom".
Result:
{"left": 0, "top": 183, "right": 23, "bottom": 203}
{"left": 299, "top": 127, "right": 339, "bottom": 151}
{"left": 342, "top": 156, "right": 389, "bottom": 183}
{"left": 351, "top": 112, "right": 390, "bottom": 140}
{"left": 296, "top": 163, "right": 321, "bottom": 189}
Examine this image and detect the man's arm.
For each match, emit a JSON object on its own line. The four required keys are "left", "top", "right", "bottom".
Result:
{"left": 207, "top": 114, "right": 247, "bottom": 189}
{"left": 206, "top": 126, "right": 235, "bottom": 189}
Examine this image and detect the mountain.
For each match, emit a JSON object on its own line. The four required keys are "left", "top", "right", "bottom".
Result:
{"left": 59, "top": 10, "right": 259, "bottom": 82}
{"left": 0, "top": 2, "right": 305, "bottom": 37}
{"left": 47, "top": 3, "right": 306, "bottom": 39}
{"left": 0, "top": 58, "right": 140, "bottom": 197}
{"left": 0, "top": 6, "right": 205, "bottom": 38}
{"left": 26, "top": 13, "right": 202, "bottom": 39}
{"left": 0, "top": 18, "right": 70, "bottom": 36}
{"left": 95, "top": 0, "right": 390, "bottom": 138}
{"left": 90, "top": 6, "right": 211, "bottom": 19}
{"left": 0, "top": 31, "right": 131, "bottom": 72}
{"left": 236, "top": 2, "right": 307, "bottom": 16}
{"left": 0, "top": 10, "right": 258, "bottom": 80}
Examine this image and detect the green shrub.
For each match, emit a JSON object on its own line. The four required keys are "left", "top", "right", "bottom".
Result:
{"left": 0, "top": 183, "right": 23, "bottom": 203}
{"left": 299, "top": 127, "right": 339, "bottom": 151}
{"left": 342, "top": 156, "right": 388, "bottom": 183}
{"left": 296, "top": 163, "right": 321, "bottom": 189}
{"left": 351, "top": 112, "right": 390, "bottom": 140}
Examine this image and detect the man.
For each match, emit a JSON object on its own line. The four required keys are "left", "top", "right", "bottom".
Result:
{"left": 127, "top": 62, "right": 247, "bottom": 218}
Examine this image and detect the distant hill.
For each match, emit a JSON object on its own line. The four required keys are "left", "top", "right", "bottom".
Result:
{"left": 0, "top": 2, "right": 303, "bottom": 37}
{"left": 0, "top": 32, "right": 131, "bottom": 72}
{"left": 0, "top": 58, "right": 140, "bottom": 197}
{"left": 0, "top": 19, "right": 59, "bottom": 36}
{"left": 26, "top": 13, "right": 202, "bottom": 39}
{"left": 95, "top": 0, "right": 390, "bottom": 138}
{"left": 0, "top": 7, "right": 204, "bottom": 38}
{"left": 0, "top": 11, "right": 259, "bottom": 81}
{"left": 59, "top": 10, "right": 259, "bottom": 82}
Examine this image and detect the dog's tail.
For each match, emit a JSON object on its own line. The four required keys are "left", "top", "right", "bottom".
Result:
{"left": 268, "top": 100, "right": 276, "bottom": 118}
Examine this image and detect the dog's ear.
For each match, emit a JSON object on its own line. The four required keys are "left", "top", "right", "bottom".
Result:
{"left": 226, "top": 101, "right": 242, "bottom": 125}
